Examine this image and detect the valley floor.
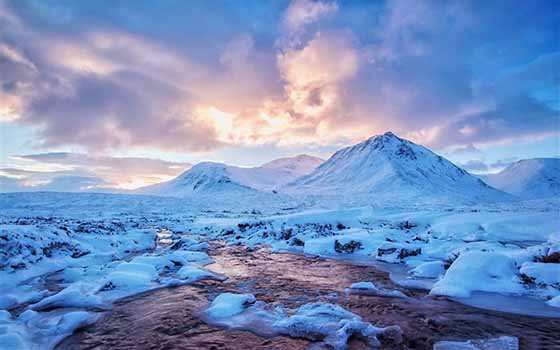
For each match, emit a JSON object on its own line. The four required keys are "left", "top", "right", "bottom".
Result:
{"left": 0, "top": 192, "right": 559, "bottom": 349}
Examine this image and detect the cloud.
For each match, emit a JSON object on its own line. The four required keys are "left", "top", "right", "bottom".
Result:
{"left": 423, "top": 52, "right": 560, "bottom": 148}
{"left": 449, "top": 144, "right": 483, "bottom": 156}
{"left": 0, "top": 0, "right": 558, "bottom": 159}
{"left": 0, "top": 3, "right": 286, "bottom": 153}
{"left": 459, "top": 160, "right": 488, "bottom": 173}
{"left": 489, "top": 158, "right": 519, "bottom": 172}
{"left": 0, "top": 24, "right": 228, "bottom": 152}
{"left": 193, "top": 30, "right": 362, "bottom": 148}
{"left": 283, "top": 0, "right": 338, "bottom": 33}
{"left": 0, "top": 174, "right": 108, "bottom": 193}
{"left": 0, "top": 43, "right": 36, "bottom": 71}
{"left": 430, "top": 95, "right": 559, "bottom": 149}
{"left": 278, "top": 31, "right": 359, "bottom": 116}
{"left": 457, "top": 156, "right": 524, "bottom": 175}
{"left": 2, "top": 152, "right": 192, "bottom": 190}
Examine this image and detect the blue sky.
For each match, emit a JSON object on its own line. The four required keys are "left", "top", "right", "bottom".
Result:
{"left": 0, "top": 0, "right": 558, "bottom": 189}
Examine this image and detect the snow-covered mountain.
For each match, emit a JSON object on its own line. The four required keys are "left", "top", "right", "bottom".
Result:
{"left": 480, "top": 158, "right": 559, "bottom": 199}
{"left": 137, "top": 155, "right": 323, "bottom": 196}
{"left": 284, "top": 132, "right": 508, "bottom": 202}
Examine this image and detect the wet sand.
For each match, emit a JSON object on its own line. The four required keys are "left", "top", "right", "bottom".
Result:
{"left": 60, "top": 244, "right": 560, "bottom": 350}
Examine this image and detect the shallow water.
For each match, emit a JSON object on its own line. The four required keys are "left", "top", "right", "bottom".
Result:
{"left": 60, "top": 244, "right": 560, "bottom": 350}
{"left": 453, "top": 292, "right": 560, "bottom": 318}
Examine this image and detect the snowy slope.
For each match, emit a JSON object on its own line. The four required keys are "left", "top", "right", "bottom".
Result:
{"left": 261, "top": 154, "right": 324, "bottom": 177}
{"left": 138, "top": 155, "right": 323, "bottom": 196}
{"left": 136, "top": 162, "right": 256, "bottom": 196}
{"left": 284, "top": 132, "right": 509, "bottom": 202}
{"left": 481, "top": 158, "right": 560, "bottom": 199}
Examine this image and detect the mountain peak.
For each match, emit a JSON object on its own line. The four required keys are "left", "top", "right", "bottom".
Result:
{"left": 364, "top": 131, "right": 398, "bottom": 143}
{"left": 285, "top": 132, "right": 507, "bottom": 202}
{"left": 351, "top": 131, "right": 420, "bottom": 162}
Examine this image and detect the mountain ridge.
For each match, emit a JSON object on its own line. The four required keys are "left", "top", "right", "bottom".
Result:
{"left": 480, "top": 158, "right": 559, "bottom": 199}
{"left": 136, "top": 154, "right": 324, "bottom": 196}
{"left": 137, "top": 132, "right": 513, "bottom": 203}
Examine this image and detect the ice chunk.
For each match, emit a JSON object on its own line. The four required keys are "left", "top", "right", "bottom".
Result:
{"left": 17, "top": 310, "right": 38, "bottom": 322}
{"left": 430, "top": 252, "right": 523, "bottom": 298}
{"left": 176, "top": 265, "right": 216, "bottom": 282}
{"left": 411, "top": 261, "right": 444, "bottom": 278}
{"left": 167, "top": 251, "right": 212, "bottom": 265}
{"left": 273, "top": 302, "right": 402, "bottom": 349}
{"left": 519, "top": 262, "right": 560, "bottom": 286}
{"left": 0, "top": 310, "right": 12, "bottom": 322}
{"left": 206, "top": 293, "right": 256, "bottom": 319}
{"left": 0, "top": 333, "right": 26, "bottom": 350}
{"left": 345, "top": 281, "right": 406, "bottom": 298}
{"left": 0, "top": 295, "right": 17, "bottom": 310}
{"left": 303, "top": 230, "right": 384, "bottom": 257}
{"left": 43, "top": 311, "right": 92, "bottom": 335}
{"left": 131, "top": 255, "right": 178, "bottom": 271}
{"left": 105, "top": 262, "right": 158, "bottom": 289}
{"left": 30, "top": 282, "right": 109, "bottom": 311}
{"left": 547, "top": 295, "right": 560, "bottom": 308}
{"left": 350, "top": 281, "right": 377, "bottom": 290}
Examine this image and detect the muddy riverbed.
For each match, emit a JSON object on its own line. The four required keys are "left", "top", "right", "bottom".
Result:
{"left": 60, "top": 244, "right": 560, "bottom": 350}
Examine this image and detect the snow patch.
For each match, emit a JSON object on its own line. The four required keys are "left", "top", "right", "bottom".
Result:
{"left": 431, "top": 252, "right": 523, "bottom": 298}
{"left": 205, "top": 293, "right": 256, "bottom": 319}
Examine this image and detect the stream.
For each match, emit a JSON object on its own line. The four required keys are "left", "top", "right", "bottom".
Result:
{"left": 58, "top": 243, "right": 560, "bottom": 350}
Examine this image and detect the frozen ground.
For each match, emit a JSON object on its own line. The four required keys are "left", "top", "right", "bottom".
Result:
{"left": 0, "top": 192, "right": 559, "bottom": 349}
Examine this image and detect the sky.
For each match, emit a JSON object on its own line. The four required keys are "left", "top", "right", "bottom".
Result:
{"left": 0, "top": 0, "right": 558, "bottom": 191}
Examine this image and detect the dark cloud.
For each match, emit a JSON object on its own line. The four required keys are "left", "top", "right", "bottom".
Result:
{"left": 432, "top": 95, "right": 558, "bottom": 148}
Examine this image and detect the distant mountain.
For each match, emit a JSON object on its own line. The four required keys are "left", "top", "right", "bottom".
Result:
{"left": 284, "top": 132, "right": 509, "bottom": 202}
{"left": 480, "top": 158, "right": 559, "bottom": 199}
{"left": 137, "top": 155, "right": 323, "bottom": 197}
{"left": 261, "top": 154, "right": 324, "bottom": 178}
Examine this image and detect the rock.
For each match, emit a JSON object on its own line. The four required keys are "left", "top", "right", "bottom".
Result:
{"left": 334, "top": 240, "right": 362, "bottom": 254}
